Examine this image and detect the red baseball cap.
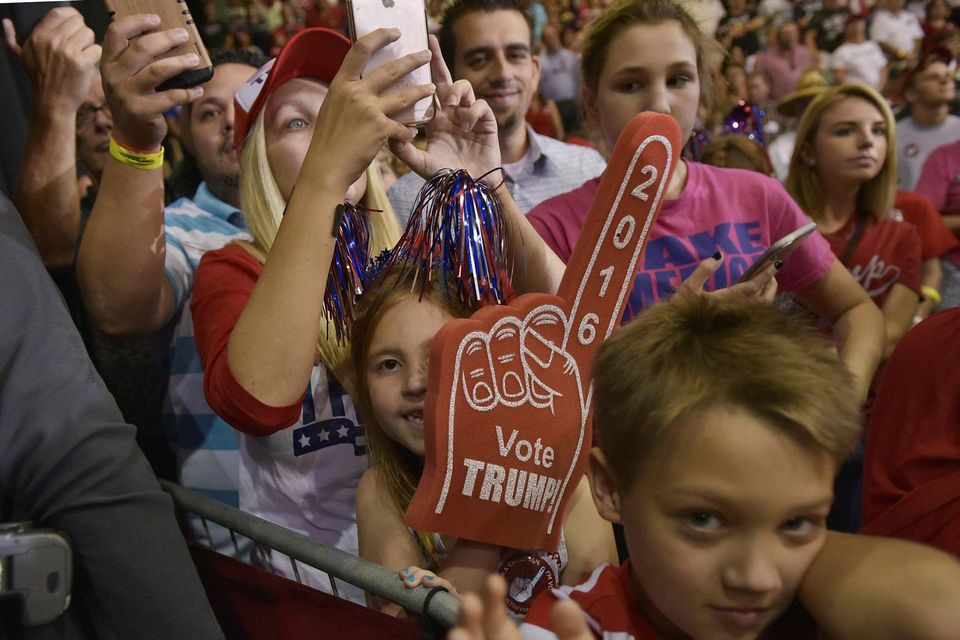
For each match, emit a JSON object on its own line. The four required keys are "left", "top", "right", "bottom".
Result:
{"left": 233, "top": 28, "right": 351, "bottom": 154}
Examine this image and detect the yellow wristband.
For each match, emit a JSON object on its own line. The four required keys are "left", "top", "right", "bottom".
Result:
{"left": 921, "top": 285, "right": 942, "bottom": 305}
{"left": 109, "top": 135, "right": 164, "bottom": 170}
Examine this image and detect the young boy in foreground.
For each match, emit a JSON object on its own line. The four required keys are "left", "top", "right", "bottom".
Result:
{"left": 449, "top": 294, "right": 960, "bottom": 640}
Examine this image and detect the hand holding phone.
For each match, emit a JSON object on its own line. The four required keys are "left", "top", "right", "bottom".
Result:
{"left": 737, "top": 221, "right": 817, "bottom": 284}
{"left": 346, "top": 0, "right": 434, "bottom": 126}
{"left": 103, "top": 0, "right": 212, "bottom": 91}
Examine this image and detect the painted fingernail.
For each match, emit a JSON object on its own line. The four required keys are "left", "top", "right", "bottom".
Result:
{"left": 774, "top": 260, "right": 784, "bottom": 270}
{"left": 406, "top": 575, "right": 416, "bottom": 582}
{"left": 712, "top": 251, "right": 723, "bottom": 261}
{"left": 424, "top": 575, "right": 434, "bottom": 581}
{"left": 401, "top": 567, "right": 410, "bottom": 575}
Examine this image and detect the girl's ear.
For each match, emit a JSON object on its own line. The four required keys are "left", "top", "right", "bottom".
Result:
{"left": 586, "top": 447, "right": 623, "bottom": 524}
{"left": 800, "top": 142, "right": 816, "bottom": 167}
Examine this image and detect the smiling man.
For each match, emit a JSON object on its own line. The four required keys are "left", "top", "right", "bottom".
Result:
{"left": 387, "top": 0, "right": 606, "bottom": 225}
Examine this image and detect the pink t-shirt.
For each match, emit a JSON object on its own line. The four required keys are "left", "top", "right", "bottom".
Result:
{"left": 915, "top": 140, "right": 960, "bottom": 216}
{"left": 528, "top": 162, "right": 835, "bottom": 319}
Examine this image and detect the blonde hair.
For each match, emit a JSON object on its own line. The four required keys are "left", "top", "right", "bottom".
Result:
{"left": 786, "top": 83, "right": 898, "bottom": 222}
{"left": 593, "top": 294, "right": 862, "bottom": 489}
{"left": 238, "top": 109, "right": 402, "bottom": 374}
{"left": 350, "top": 264, "right": 475, "bottom": 565}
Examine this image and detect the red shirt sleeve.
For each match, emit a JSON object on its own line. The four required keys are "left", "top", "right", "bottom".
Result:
{"left": 895, "top": 191, "right": 960, "bottom": 260}
{"left": 190, "top": 243, "right": 303, "bottom": 436}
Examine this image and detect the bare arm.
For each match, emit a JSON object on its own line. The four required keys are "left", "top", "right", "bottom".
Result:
{"left": 793, "top": 260, "right": 884, "bottom": 402}
{"left": 357, "top": 467, "right": 502, "bottom": 615}
{"left": 356, "top": 467, "right": 429, "bottom": 615}
{"left": 224, "top": 30, "right": 428, "bottom": 407}
{"left": 914, "top": 257, "right": 941, "bottom": 321}
{"left": 547, "top": 99, "right": 565, "bottom": 141}
{"left": 832, "top": 67, "right": 847, "bottom": 85}
{"left": 880, "top": 283, "right": 919, "bottom": 358}
{"left": 801, "top": 532, "right": 960, "bottom": 640}
{"left": 4, "top": 10, "right": 100, "bottom": 271}
{"left": 77, "top": 15, "right": 201, "bottom": 337}
{"left": 878, "top": 64, "right": 889, "bottom": 92}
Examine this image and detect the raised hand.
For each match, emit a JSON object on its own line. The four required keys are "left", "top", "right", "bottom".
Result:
{"left": 303, "top": 28, "right": 435, "bottom": 194}
{"left": 390, "top": 35, "right": 501, "bottom": 187}
{"left": 3, "top": 8, "right": 101, "bottom": 116}
{"left": 406, "top": 112, "right": 682, "bottom": 550}
{"left": 448, "top": 574, "right": 593, "bottom": 640}
{"left": 100, "top": 14, "right": 204, "bottom": 150}
{"left": 677, "top": 253, "right": 779, "bottom": 302}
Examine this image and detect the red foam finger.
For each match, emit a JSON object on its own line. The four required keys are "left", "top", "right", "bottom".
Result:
{"left": 406, "top": 113, "right": 681, "bottom": 551}
{"left": 557, "top": 112, "right": 681, "bottom": 392}
{"left": 487, "top": 319, "right": 527, "bottom": 407}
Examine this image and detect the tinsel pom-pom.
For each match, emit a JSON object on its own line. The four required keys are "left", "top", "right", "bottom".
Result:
{"left": 324, "top": 202, "right": 371, "bottom": 341}
{"left": 386, "top": 168, "right": 512, "bottom": 310}
{"left": 723, "top": 100, "right": 766, "bottom": 147}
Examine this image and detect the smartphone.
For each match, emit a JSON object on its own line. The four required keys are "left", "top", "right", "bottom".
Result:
{"left": 104, "top": 0, "right": 213, "bottom": 91}
{"left": 737, "top": 221, "right": 818, "bottom": 283}
{"left": 345, "top": 0, "right": 435, "bottom": 126}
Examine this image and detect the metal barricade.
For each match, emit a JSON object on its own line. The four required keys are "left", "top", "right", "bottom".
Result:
{"left": 160, "top": 480, "right": 459, "bottom": 633}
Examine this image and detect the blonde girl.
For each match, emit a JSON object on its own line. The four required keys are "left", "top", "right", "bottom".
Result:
{"left": 787, "top": 83, "right": 922, "bottom": 358}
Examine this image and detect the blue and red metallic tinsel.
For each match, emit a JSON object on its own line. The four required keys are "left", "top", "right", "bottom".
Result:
{"left": 324, "top": 202, "right": 371, "bottom": 341}
{"left": 383, "top": 168, "right": 512, "bottom": 311}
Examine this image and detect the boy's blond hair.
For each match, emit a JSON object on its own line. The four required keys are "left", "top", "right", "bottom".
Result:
{"left": 593, "top": 294, "right": 862, "bottom": 487}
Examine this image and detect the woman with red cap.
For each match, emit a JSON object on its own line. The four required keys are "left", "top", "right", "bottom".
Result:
{"left": 190, "top": 26, "right": 565, "bottom": 597}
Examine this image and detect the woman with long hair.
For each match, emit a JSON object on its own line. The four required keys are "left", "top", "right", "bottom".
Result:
{"left": 786, "top": 83, "right": 922, "bottom": 358}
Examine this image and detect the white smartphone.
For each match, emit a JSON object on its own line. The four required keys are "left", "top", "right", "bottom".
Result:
{"left": 737, "top": 221, "right": 818, "bottom": 283}
{"left": 345, "top": 0, "right": 435, "bottom": 126}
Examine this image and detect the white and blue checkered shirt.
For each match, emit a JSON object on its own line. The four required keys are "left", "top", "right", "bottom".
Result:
{"left": 388, "top": 126, "right": 607, "bottom": 226}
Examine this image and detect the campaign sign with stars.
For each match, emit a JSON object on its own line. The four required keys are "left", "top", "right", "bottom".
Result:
{"left": 405, "top": 113, "right": 681, "bottom": 551}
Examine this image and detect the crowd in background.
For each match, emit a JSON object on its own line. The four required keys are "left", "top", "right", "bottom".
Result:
{"left": 4, "top": 0, "right": 960, "bottom": 636}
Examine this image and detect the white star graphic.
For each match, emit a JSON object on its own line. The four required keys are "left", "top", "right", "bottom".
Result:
{"left": 318, "top": 429, "right": 330, "bottom": 442}
{"left": 298, "top": 434, "right": 311, "bottom": 449}
{"left": 337, "top": 425, "right": 349, "bottom": 439}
